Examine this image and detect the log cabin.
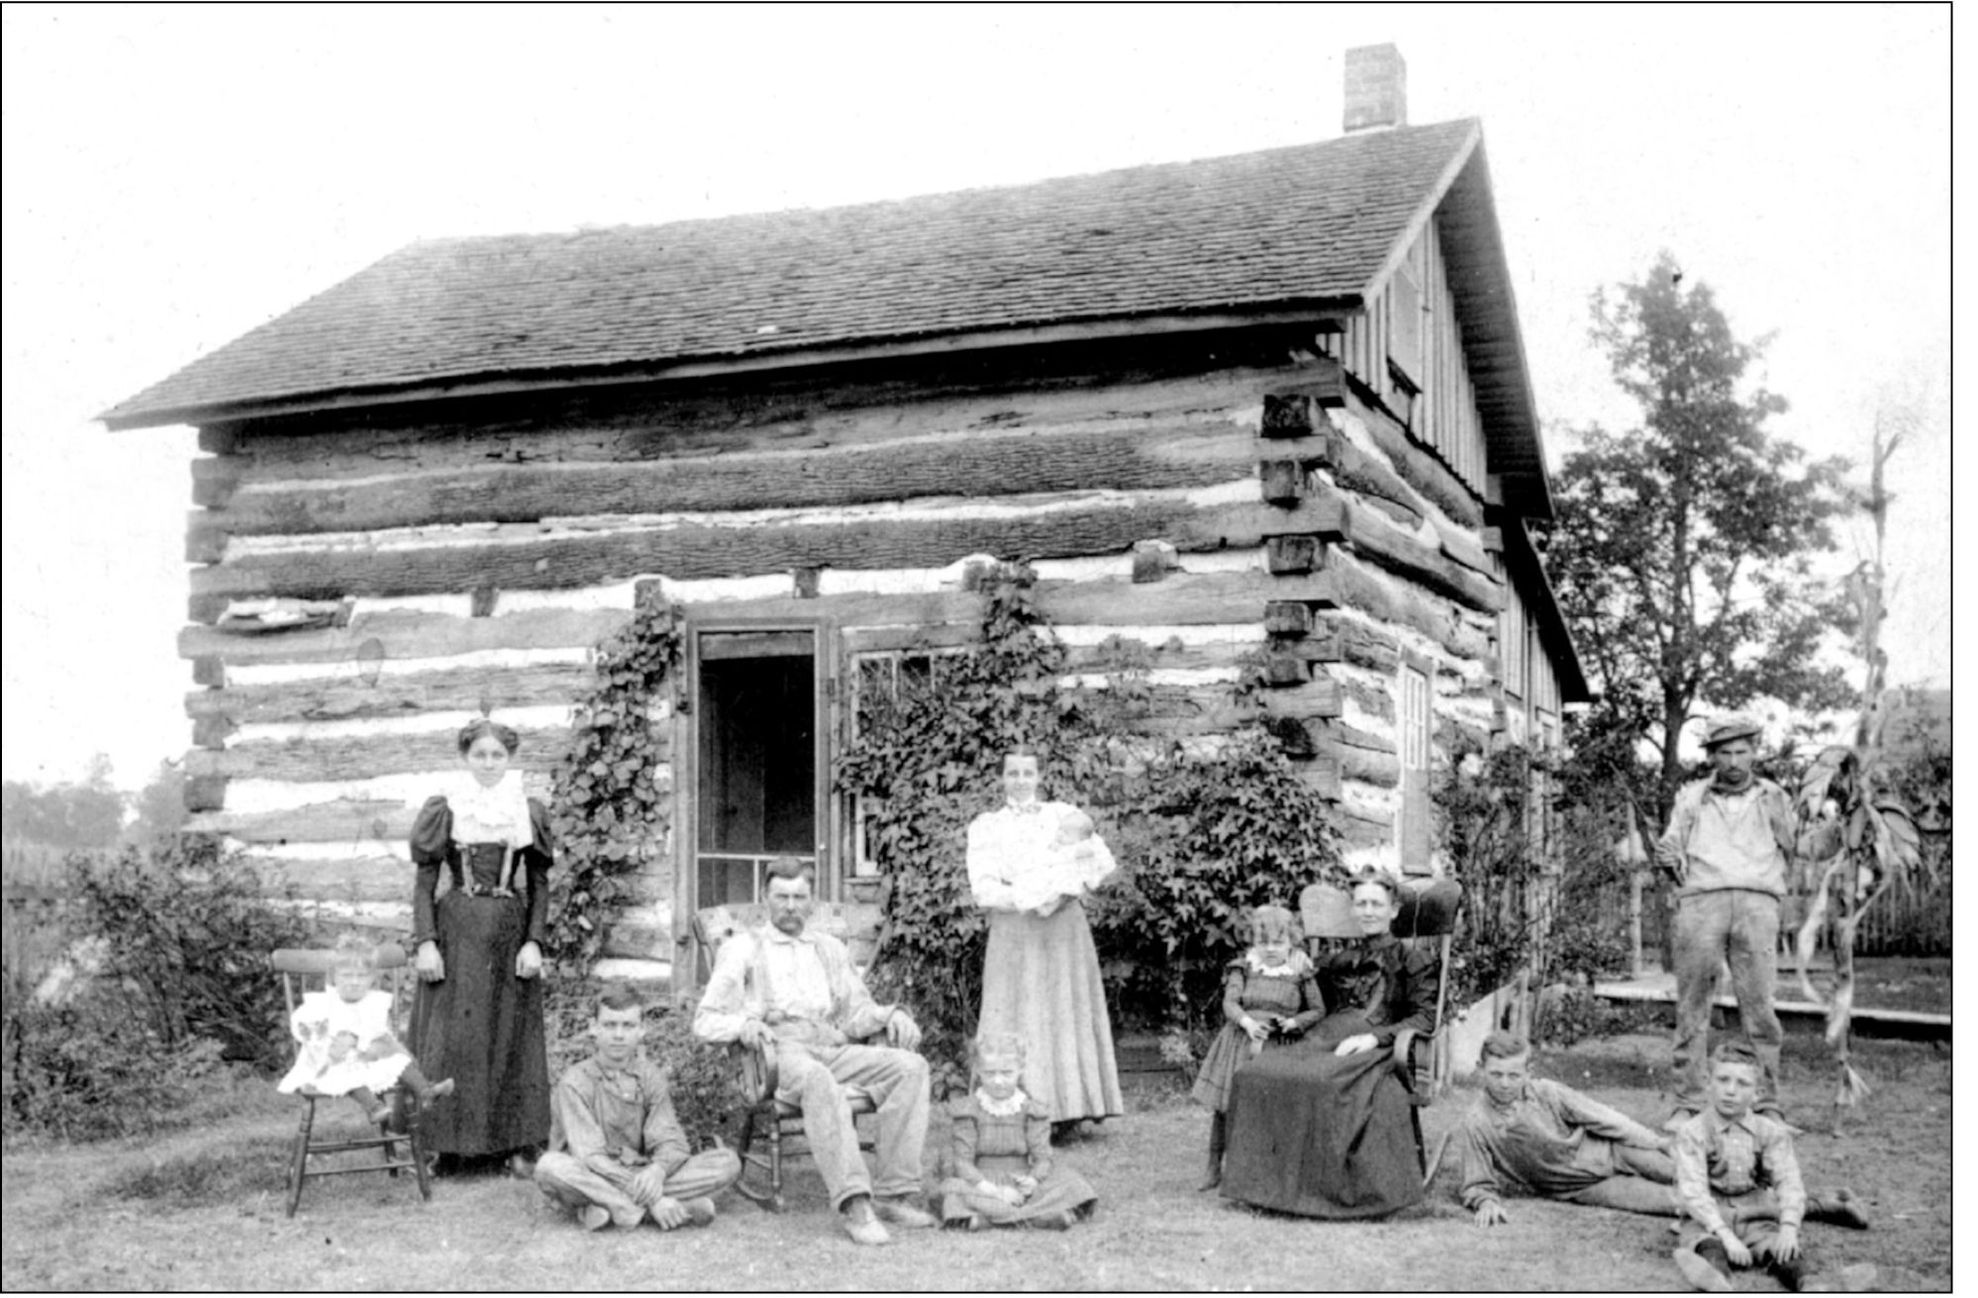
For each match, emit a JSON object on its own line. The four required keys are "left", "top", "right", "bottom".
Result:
{"left": 104, "top": 46, "right": 1587, "bottom": 989}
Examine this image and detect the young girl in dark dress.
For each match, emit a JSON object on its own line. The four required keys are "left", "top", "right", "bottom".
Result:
{"left": 1191, "top": 905, "right": 1326, "bottom": 1190}
{"left": 408, "top": 718, "right": 554, "bottom": 1174}
{"left": 939, "top": 1033, "right": 1099, "bottom": 1230}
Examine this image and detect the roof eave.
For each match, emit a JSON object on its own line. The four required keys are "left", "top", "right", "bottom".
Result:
{"left": 99, "top": 299, "right": 1362, "bottom": 432}
{"left": 1501, "top": 515, "right": 1590, "bottom": 703}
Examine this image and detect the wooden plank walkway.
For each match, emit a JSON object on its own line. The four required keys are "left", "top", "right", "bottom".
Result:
{"left": 1593, "top": 970, "right": 1950, "bottom": 1042}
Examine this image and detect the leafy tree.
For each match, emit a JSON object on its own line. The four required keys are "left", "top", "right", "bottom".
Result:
{"left": 124, "top": 760, "right": 188, "bottom": 847}
{"left": 1546, "top": 252, "right": 1856, "bottom": 807}
{"left": 1, "top": 754, "right": 126, "bottom": 850}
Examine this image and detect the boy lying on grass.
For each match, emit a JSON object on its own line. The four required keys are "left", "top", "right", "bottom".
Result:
{"left": 1457, "top": 1031, "right": 1679, "bottom": 1224}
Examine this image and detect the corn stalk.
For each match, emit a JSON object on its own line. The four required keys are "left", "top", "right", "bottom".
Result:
{"left": 1789, "top": 413, "right": 1931, "bottom": 1132}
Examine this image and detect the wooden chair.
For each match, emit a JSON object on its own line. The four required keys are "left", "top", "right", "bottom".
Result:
{"left": 272, "top": 944, "right": 432, "bottom": 1217}
{"left": 689, "top": 899, "right": 886, "bottom": 1212}
{"left": 1298, "top": 875, "right": 1463, "bottom": 1180}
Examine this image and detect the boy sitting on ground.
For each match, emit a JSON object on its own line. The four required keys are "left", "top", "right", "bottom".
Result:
{"left": 1670, "top": 1041, "right": 1872, "bottom": 1292}
{"left": 535, "top": 985, "right": 741, "bottom": 1231}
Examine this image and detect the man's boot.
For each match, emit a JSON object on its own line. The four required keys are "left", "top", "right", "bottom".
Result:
{"left": 1674, "top": 1241, "right": 1734, "bottom": 1293}
{"left": 1198, "top": 1112, "right": 1227, "bottom": 1192}
{"left": 1806, "top": 1188, "right": 1871, "bottom": 1230}
{"left": 840, "top": 1194, "right": 892, "bottom": 1246}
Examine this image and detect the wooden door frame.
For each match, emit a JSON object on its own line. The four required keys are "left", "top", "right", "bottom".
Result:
{"left": 672, "top": 615, "right": 836, "bottom": 991}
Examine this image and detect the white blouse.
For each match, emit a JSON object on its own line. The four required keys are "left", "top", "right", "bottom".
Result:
{"left": 447, "top": 770, "right": 535, "bottom": 848}
{"left": 965, "top": 800, "right": 1118, "bottom": 913}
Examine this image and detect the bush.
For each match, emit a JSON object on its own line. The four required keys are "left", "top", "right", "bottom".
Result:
{"left": 1435, "top": 746, "right": 1543, "bottom": 1008}
{"left": 3, "top": 837, "right": 315, "bottom": 1140}
{"left": 4, "top": 995, "right": 224, "bottom": 1142}
{"left": 1438, "top": 743, "right": 1654, "bottom": 1013}
{"left": 1086, "top": 733, "right": 1342, "bottom": 1034}
{"left": 1543, "top": 805, "right": 1638, "bottom": 985}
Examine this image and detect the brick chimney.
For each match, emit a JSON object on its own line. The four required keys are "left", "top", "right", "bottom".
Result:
{"left": 1343, "top": 44, "right": 1407, "bottom": 133}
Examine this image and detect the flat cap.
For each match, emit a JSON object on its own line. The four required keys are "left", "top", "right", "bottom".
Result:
{"left": 1701, "top": 715, "right": 1764, "bottom": 749}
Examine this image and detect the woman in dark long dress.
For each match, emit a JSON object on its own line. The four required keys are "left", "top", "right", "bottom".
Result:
{"left": 409, "top": 718, "right": 553, "bottom": 1174}
{"left": 1218, "top": 872, "right": 1441, "bottom": 1219}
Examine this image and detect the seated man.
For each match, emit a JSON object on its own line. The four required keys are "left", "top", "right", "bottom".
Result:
{"left": 1458, "top": 1031, "right": 1680, "bottom": 1224}
{"left": 536, "top": 984, "right": 742, "bottom": 1231}
{"left": 694, "top": 859, "right": 934, "bottom": 1246}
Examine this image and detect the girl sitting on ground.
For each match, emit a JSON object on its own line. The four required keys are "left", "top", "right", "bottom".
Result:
{"left": 278, "top": 933, "right": 453, "bottom": 1125}
{"left": 939, "top": 1032, "right": 1098, "bottom": 1231}
{"left": 1191, "top": 903, "right": 1326, "bottom": 1190}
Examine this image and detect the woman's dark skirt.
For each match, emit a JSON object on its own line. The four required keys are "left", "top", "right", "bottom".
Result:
{"left": 410, "top": 890, "right": 550, "bottom": 1157}
{"left": 1217, "top": 1016, "right": 1424, "bottom": 1219}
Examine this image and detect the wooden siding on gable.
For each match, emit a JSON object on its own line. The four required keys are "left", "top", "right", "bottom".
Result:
{"left": 1329, "top": 213, "right": 1488, "bottom": 500}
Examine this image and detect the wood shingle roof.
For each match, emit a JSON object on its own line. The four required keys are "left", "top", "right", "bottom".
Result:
{"left": 104, "top": 118, "right": 1497, "bottom": 431}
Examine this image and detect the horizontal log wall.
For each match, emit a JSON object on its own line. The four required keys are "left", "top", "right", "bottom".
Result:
{"left": 179, "top": 330, "right": 1552, "bottom": 953}
{"left": 1255, "top": 354, "right": 1516, "bottom": 874}
{"left": 184, "top": 488, "right": 1346, "bottom": 621}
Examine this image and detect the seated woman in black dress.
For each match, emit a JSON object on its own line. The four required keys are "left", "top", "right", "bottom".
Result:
{"left": 1217, "top": 870, "right": 1441, "bottom": 1219}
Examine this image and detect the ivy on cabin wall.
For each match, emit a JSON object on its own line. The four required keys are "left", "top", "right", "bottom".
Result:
{"left": 545, "top": 583, "right": 681, "bottom": 973}
{"left": 836, "top": 564, "right": 1346, "bottom": 1073}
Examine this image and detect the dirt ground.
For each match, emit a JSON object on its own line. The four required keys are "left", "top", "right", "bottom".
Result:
{"left": 0, "top": 1030, "right": 1949, "bottom": 1292}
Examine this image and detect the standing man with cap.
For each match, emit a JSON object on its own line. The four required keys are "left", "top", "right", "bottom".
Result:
{"left": 1656, "top": 717, "right": 1835, "bottom": 1127}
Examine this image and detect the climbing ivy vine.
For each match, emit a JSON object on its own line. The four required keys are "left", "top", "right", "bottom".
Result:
{"left": 545, "top": 582, "right": 682, "bottom": 973}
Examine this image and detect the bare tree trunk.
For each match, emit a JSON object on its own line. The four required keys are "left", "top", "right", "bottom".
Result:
{"left": 1655, "top": 694, "right": 1690, "bottom": 972}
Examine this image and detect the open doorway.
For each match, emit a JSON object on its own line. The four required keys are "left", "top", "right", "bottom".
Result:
{"left": 692, "top": 629, "right": 820, "bottom": 907}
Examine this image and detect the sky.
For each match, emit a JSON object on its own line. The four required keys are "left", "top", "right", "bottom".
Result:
{"left": 0, "top": 4, "right": 1952, "bottom": 791}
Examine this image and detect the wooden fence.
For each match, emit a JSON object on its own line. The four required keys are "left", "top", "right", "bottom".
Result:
{"left": 1849, "top": 876, "right": 1952, "bottom": 957}
{"left": 1571, "top": 866, "right": 1949, "bottom": 971}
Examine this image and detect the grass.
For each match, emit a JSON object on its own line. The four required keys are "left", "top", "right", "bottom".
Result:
{"left": 1778, "top": 956, "right": 1951, "bottom": 1016}
{"left": 1, "top": 1030, "right": 1949, "bottom": 1291}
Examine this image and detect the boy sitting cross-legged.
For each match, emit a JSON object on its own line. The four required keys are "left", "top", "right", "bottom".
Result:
{"left": 1670, "top": 1041, "right": 1873, "bottom": 1292}
{"left": 535, "top": 984, "right": 742, "bottom": 1231}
